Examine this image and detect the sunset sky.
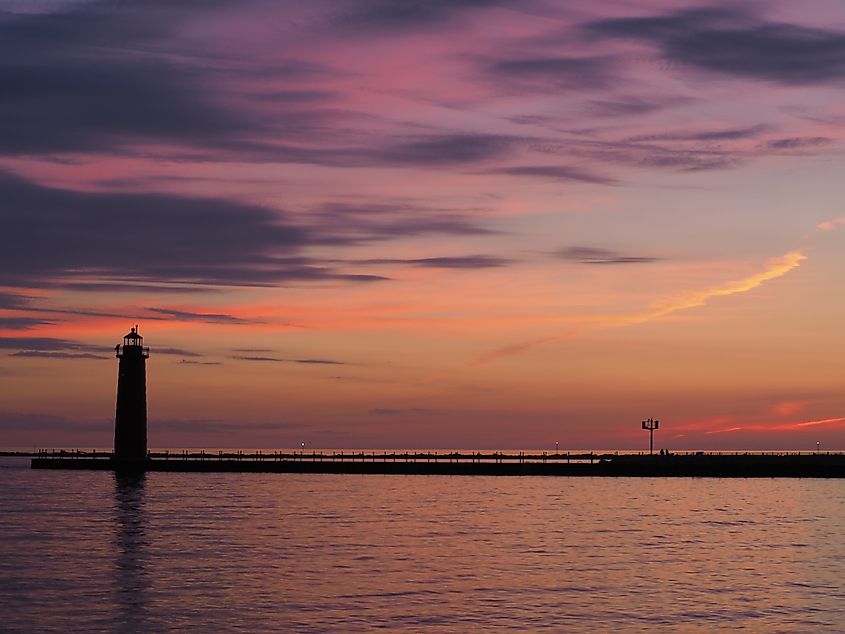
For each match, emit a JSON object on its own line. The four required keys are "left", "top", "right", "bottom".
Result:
{"left": 2, "top": 0, "right": 845, "bottom": 450}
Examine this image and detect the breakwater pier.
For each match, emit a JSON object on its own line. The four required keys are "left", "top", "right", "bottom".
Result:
{"left": 29, "top": 450, "right": 845, "bottom": 477}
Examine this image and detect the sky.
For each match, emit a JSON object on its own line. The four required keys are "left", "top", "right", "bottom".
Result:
{"left": 2, "top": 0, "right": 845, "bottom": 450}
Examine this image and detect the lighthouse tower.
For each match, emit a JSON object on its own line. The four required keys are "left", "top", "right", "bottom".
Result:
{"left": 114, "top": 326, "right": 150, "bottom": 462}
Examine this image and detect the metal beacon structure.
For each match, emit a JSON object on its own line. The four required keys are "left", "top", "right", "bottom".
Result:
{"left": 114, "top": 326, "right": 150, "bottom": 463}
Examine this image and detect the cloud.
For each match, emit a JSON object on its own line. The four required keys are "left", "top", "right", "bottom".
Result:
{"left": 471, "top": 335, "right": 562, "bottom": 366}
{"left": 336, "top": 0, "right": 505, "bottom": 32}
{"left": 10, "top": 350, "right": 108, "bottom": 360}
{"left": 0, "top": 335, "right": 204, "bottom": 360}
{"left": 231, "top": 355, "right": 345, "bottom": 365}
{"left": 202, "top": 133, "right": 520, "bottom": 169}
{"left": 0, "top": 292, "right": 31, "bottom": 309}
{"left": 145, "top": 307, "right": 256, "bottom": 325}
{"left": 312, "top": 201, "right": 497, "bottom": 243}
{"left": 765, "top": 136, "right": 833, "bottom": 150}
{"left": 586, "top": 96, "right": 687, "bottom": 117}
{"left": 2, "top": 169, "right": 506, "bottom": 295}
{"left": 0, "top": 334, "right": 203, "bottom": 358}
{"left": 488, "top": 55, "right": 618, "bottom": 90}
{"left": 250, "top": 89, "right": 339, "bottom": 103}
{"left": 354, "top": 255, "right": 511, "bottom": 268}
{"left": 0, "top": 58, "right": 253, "bottom": 156}
{"left": 1, "top": 1, "right": 507, "bottom": 169}
{"left": 0, "top": 171, "right": 392, "bottom": 289}
{"left": 476, "top": 249, "right": 806, "bottom": 365}
{"left": 791, "top": 416, "right": 845, "bottom": 429}
{"left": 373, "top": 134, "right": 513, "bottom": 166}
{"left": 703, "top": 416, "right": 845, "bottom": 435}
{"left": 0, "top": 336, "right": 101, "bottom": 352}
{"left": 703, "top": 426, "right": 744, "bottom": 435}
{"left": 489, "top": 165, "right": 617, "bottom": 185}
{"left": 627, "top": 125, "right": 769, "bottom": 143}
{"left": 0, "top": 300, "right": 230, "bottom": 332}
{"left": 179, "top": 360, "right": 222, "bottom": 366}
{"left": 156, "top": 347, "right": 203, "bottom": 358}
{"left": 4, "top": 303, "right": 160, "bottom": 322}
{"left": 0, "top": 1, "right": 271, "bottom": 156}
{"left": 587, "top": 8, "right": 845, "bottom": 85}
{"left": 173, "top": 132, "right": 523, "bottom": 170}
{"left": 557, "top": 246, "right": 660, "bottom": 265}
{"left": 527, "top": 136, "right": 749, "bottom": 173}
{"left": 4, "top": 1, "right": 837, "bottom": 185}
{"left": 51, "top": 282, "right": 215, "bottom": 294}
{"left": 640, "top": 250, "right": 806, "bottom": 320}
{"left": 817, "top": 216, "right": 845, "bottom": 231}
{"left": 773, "top": 401, "right": 805, "bottom": 417}
{"left": 0, "top": 317, "right": 56, "bottom": 330}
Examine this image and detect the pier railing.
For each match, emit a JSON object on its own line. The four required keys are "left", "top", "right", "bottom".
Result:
{"left": 27, "top": 449, "right": 845, "bottom": 477}
{"left": 25, "top": 448, "right": 844, "bottom": 463}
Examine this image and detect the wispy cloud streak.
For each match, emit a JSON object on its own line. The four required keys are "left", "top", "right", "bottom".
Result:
{"left": 475, "top": 250, "right": 806, "bottom": 365}
{"left": 626, "top": 250, "right": 806, "bottom": 324}
{"left": 704, "top": 416, "right": 845, "bottom": 435}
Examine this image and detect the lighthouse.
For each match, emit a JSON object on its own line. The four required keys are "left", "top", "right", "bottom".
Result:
{"left": 114, "top": 326, "right": 150, "bottom": 462}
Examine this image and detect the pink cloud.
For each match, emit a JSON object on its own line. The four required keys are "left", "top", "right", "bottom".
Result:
{"left": 817, "top": 216, "right": 845, "bottom": 231}
{"left": 773, "top": 401, "right": 805, "bottom": 417}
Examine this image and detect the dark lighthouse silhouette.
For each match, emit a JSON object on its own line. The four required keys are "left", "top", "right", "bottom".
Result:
{"left": 114, "top": 326, "right": 149, "bottom": 463}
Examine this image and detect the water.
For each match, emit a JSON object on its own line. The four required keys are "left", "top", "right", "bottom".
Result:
{"left": 2, "top": 456, "right": 845, "bottom": 632}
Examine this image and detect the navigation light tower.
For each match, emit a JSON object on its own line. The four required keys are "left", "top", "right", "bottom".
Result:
{"left": 642, "top": 417, "right": 659, "bottom": 456}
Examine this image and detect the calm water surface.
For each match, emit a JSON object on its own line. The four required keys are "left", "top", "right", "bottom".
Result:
{"left": 2, "top": 456, "right": 845, "bottom": 632}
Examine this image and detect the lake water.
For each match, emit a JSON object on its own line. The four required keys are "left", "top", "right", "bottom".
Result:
{"left": 2, "top": 456, "right": 845, "bottom": 632}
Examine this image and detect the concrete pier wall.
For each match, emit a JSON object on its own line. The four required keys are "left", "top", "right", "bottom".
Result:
{"left": 30, "top": 452, "right": 845, "bottom": 477}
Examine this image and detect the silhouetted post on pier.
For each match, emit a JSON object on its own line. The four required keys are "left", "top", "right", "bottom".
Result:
{"left": 642, "top": 417, "right": 659, "bottom": 456}
{"left": 114, "top": 326, "right": 150, "bottom": 463}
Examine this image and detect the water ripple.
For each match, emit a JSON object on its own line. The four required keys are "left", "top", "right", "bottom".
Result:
{"left": 2, "top": 459, "right": 845, "bottom": 631}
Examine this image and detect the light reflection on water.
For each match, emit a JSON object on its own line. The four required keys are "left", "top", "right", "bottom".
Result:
{"left": 113, "top": 472, "right": 149, "bottom": 632}
{"left": 2, "top": 456, "right": 845, "bottom": 632}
